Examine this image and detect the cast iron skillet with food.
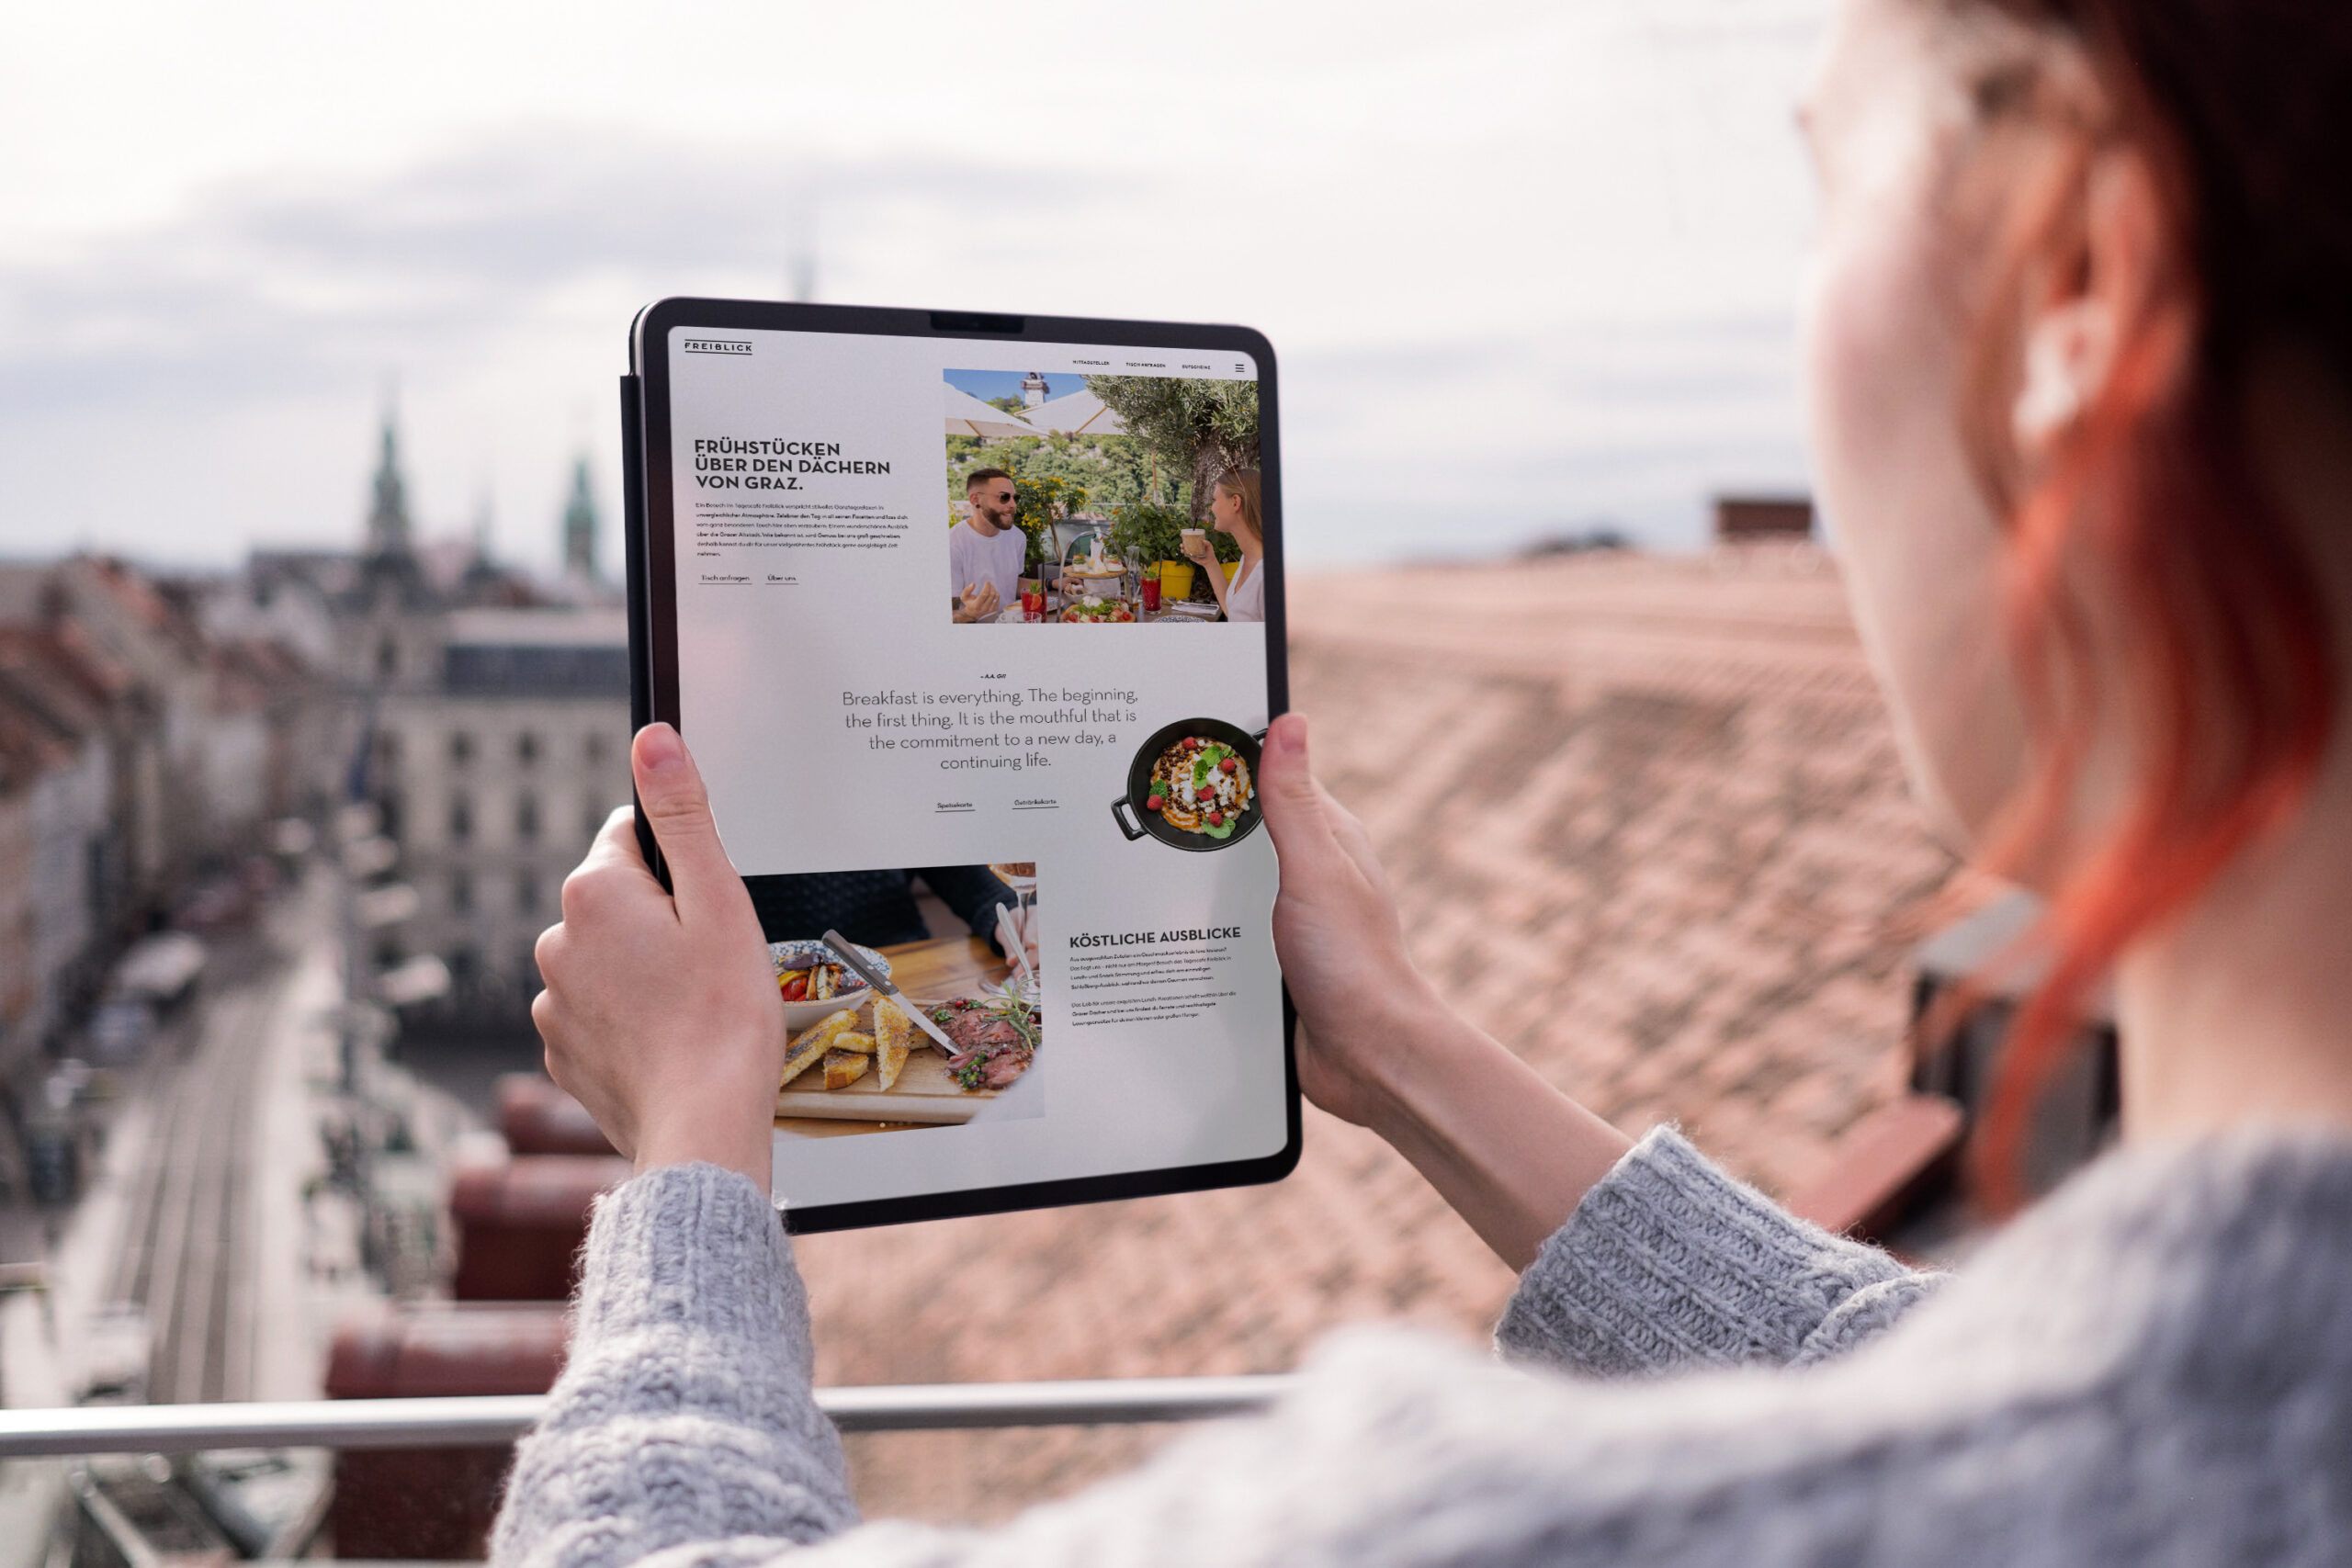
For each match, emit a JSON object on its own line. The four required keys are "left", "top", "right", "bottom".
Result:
{"left": 1111, "top": 716, "right": 1268, "bottom": 852}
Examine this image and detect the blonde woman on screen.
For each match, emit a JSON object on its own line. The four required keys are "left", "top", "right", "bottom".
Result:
{"left": 1180, "top": 467, "right": 1266, "bottom": 623}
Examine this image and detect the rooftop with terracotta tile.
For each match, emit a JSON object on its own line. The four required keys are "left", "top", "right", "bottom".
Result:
{"left": 799, "top": 542, "right": 1965, "bottom": 1520}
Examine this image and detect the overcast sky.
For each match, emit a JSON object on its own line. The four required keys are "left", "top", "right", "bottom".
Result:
{"left": 0, "top": 0, "right": 1830, "bottom": 577}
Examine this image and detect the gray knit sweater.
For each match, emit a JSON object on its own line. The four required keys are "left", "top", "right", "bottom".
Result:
{"left": 492, "top": 1126, "right": 2352, "bottom": 1567}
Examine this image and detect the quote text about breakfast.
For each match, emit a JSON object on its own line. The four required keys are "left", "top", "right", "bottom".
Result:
{"left": 842, "top": 684, "right": 1139, "bottom": 772}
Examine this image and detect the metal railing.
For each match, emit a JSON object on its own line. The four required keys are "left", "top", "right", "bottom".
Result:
{"left": 0, "top": 1375, "right": 1295, "bottom": 1458}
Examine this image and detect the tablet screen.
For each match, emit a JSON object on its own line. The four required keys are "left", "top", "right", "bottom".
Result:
{"left": 636, "top": 307, "right": 1295, "bottom": 1228}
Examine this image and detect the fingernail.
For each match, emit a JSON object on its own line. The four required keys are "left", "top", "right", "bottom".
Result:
{"left": 1273, "top": 714, "right": 1306, "bottom": 754}
{"left": 639, "top": 723, "right": 684, "bottom": 773}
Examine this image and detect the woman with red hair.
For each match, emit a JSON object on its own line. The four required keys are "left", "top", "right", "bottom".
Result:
{"left": 501, "top": 2, "right": 2352, "bottom": 1562}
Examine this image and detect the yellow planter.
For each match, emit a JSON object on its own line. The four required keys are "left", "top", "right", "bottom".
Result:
{"left": 1222, "top": 560, "right": 1239, "bottom": 582}
{"left": 1158, "top": 559, "right": 1194, "bottom": 599}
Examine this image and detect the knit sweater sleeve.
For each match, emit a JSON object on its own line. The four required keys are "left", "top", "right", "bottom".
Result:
{"left": 490, "top": 1164, "right": 856, "bottom": 1568}
{"left": 1495, "top": 1126, "right": 1943, "bottom": 1376}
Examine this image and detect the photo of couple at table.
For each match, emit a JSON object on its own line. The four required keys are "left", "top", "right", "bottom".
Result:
{"left": 941, "top": 366, "right": 1264, "bottom": 626}
{"left": 748, "top": 863, "right": 1043, "bottom": 1141}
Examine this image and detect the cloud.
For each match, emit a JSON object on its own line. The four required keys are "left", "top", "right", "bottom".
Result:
{"left": 1283, "top": 317, "right": 1808, "bottom": 559}
{"left": 0, "top": 131, "right": 1091, "bottom": 413}
{"left": 0, "top": 81, "right": 1818, "bottom": 571}
{"left": 0, "top": 131, "right": 1134, "bottom": 569}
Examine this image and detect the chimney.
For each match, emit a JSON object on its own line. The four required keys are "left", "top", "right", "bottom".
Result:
{"left": 1713, "top": 495, "right": 1814, "bottom": 542}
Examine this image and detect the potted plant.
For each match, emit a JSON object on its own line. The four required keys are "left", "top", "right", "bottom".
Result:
{"left": 1108, "top": 502, "right": 1192, "bottom": 599}
{"left": 1011, "top": 474, "right": 1086, "bottom": 575}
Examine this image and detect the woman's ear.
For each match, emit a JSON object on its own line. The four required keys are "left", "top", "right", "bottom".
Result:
{"left": 2009, "top": 142, "right": 2172, "bottom": 462}
{"left": 2012, "top": 298, "right": 2110, "bottom": 449}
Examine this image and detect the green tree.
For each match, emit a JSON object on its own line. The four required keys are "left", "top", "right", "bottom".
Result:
{"left": 1103, "top": 502, "right": 1187, "bottom": 565}
{"left": 1015, "top": 434, "right": 1151, "bottom": 513}
{"left": 945, "top": 433, "right": 1167, "bottom": 541}
{"left": 1082, "top": 377, "right": 1259, "bottom": 520}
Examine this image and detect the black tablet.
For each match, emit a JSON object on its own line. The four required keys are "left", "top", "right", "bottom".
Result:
{"left": 622, "top": 299, "right": 1299, "bottom": 1233}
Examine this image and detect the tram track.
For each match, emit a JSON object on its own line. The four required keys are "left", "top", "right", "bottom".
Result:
{"left": 106, "top": 920, "right": 299, "bottom": 1405}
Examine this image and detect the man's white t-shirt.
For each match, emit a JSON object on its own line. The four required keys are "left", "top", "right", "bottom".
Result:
{"left": 949, "top": 521, "right": 1027, "bottom": 615}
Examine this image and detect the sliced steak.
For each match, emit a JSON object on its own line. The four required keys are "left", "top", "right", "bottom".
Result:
{"left": 981, "top": 1048, "right": 1035, "bottom": 1089}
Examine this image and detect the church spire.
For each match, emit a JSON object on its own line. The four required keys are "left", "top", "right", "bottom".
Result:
{"left": 366, "top": 415, "right": 413, "bottom": 558}
{"left": 562, "top": 457, "right": 598, "bottom": 581}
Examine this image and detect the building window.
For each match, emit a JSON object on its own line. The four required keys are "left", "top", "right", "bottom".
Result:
{"left": 584, "top": 732, "right": 607, "bottom": 767}
{"left": 376, "top": 637, "right": 398, "bottom": 680}
{"left": 449, "top": 793, "right": 473, "bottom": 842}
{"left": 516, "top": 870, "right": 541, "bottom": 916}
{"left": 582, "top": 799, "right": 606, "bottom": 842}
{"left": 517, "top": 731, "right": 539, "bottom": 767}
{"left": 515, "top": 792, "right": 540, "bottom": 841}
{"left": 450, "top": 731, "right": 474, "bottom": 767}
{"left": 449, "top": 945, "right": 481, "bottom": 994}
{"left": 450, "top": 870, "right": 473, "bottom": 915}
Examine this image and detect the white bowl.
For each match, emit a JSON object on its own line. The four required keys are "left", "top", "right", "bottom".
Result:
{"left": 770, "top": 939, "right": 892, "bottom": 1032}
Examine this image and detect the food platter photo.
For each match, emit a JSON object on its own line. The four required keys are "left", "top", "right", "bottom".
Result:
{"left": 1111, "top": 717, "right": 1267, "bottom": 852}
{"left": 774, "top": 983, "right": 1040, "bottom": 1127}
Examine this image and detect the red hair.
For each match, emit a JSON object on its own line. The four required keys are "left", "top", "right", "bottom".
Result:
{"left": 1953, "top": 0, "right": 2344, "bottom": 1206}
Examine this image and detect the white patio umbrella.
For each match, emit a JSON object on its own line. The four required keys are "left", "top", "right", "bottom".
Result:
{"left": 1017, "top": 389, "right": 1125, "bottom": 436}
{"left": 944, "top": 382, "right": 1040, "bottom": 439}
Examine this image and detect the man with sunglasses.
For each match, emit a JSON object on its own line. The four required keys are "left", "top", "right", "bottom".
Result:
{"left": 949, "top": 468, "right": 1027, "bottom": 624}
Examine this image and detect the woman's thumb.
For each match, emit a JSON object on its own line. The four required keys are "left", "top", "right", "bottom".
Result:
{"left": 1258, "top": 714, "right": 1334, "bottom": 866}
{"left": 631, "top": 724, "right": 736, "bottom": 907}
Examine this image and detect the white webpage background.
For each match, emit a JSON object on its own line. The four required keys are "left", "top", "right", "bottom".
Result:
{"left": 665, "top": 325, "right": 1285, "bottom": 1209}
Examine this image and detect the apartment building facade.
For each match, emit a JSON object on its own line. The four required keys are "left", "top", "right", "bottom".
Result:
{"left": 288, "top": 420, "right": 628, "bottom": 1023}
{"left": 345, "top": 604, "right": 628, "bottom": 1016}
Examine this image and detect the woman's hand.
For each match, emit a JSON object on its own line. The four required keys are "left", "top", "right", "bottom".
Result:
{"left": 1257, "top": 714, "right": 1449, "bottom": 1129}
{"left": 531, "top": 724, "right": 782, "bottom": 1190}
{"left": 1259, "top": 713, "right": 1633, "bottom": 1269}
{"left": 1182, "top": 536, "right": 1232, "bottom": 616}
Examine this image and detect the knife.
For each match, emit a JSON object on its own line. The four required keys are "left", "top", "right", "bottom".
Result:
{"left": 820, "top": 930, "right": 962, "bottom": 1055}
{"left": 995, "top": 904, "right": 1037, "bottom": 988}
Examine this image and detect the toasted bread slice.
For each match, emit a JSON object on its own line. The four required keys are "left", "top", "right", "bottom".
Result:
{"left": 823, "top": 1042, "right": 872, "bottom": 1089}
{"left": 782, "top": 1009, "right": 862, "bottom": 1088}
{"left": 872, "top": 998, "right": 913, "bottom": 1090}
{"left": 780, "top": 1034, "right": 827, "bottom": 1089}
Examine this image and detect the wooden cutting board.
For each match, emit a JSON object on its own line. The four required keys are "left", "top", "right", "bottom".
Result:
{"left": 774, "top": 997, "right": 998, "bottom": 1125}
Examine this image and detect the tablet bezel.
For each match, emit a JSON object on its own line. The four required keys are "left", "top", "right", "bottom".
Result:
{"left": 623, "top": 297, "right": 1301, "bottom": 1234}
